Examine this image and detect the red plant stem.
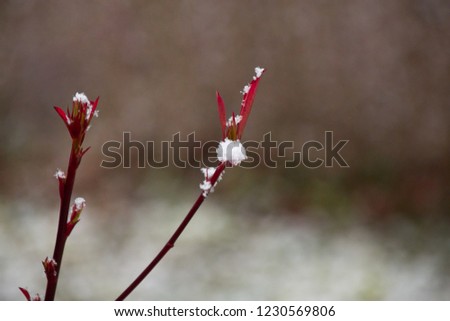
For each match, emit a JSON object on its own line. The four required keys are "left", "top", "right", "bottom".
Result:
{"left": 44, "top": 145, "right": 79, "bottom": 301}
{"left": 116, "top": 163, "right": 226, "bottom": 301}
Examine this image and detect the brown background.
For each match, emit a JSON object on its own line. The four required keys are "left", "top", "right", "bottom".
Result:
{"left": 0, "top": 0, "right": 449, "bottom": 300}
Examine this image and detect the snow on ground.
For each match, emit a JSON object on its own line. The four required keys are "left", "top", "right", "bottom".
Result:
{"left": 0, "top": 200, "right": 448, "bottom": 300}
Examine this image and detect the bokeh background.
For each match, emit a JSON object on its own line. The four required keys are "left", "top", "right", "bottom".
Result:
{"left": 0, "top": 0, "right": 449, "bottom": 300}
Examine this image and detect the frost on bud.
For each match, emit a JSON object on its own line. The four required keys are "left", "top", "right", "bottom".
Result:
{"left": 18, "top": 287, "right": 41, "bottom": 301}
{"left": 254, "top": 66, "right": 265, "bottom": 79}
{"left": 240, "top": 84, "right": 250, "bottom": 95}
{"left": 201, "top": 167, "right": 217, "bottom": 179}
{"left": 199, "top": 166, "right": 225, "bottom": 197}
{"left": 66, "top": 197, "right": 85, "bottom": 237}
{"left": 54, "top": 92, "right": 99, "bottom": 143}
{"left": 73, "top": 92, "right": 91, "bottom": 106}
{"left": 74, "top": 197, "right": 86, "bottom": 210}
{"left": 217, "top": 138, "right": 247, "bottom": 166}
{"left": 216, "top": 67, "right": 265, "bottom": 141}
{"left": 54, "top": 169, "right": 66, "bottom": 179}
{"left": 42, "top": 257, "right": 57, "bottom": 282}
{"left": 54, "top": 169, "right": 66, "bottom": 199}
{"left": 226, "top": 115, "right": 242, "bottom": 127}
{"left": 203, "top": 67, "right": 264, "bottom": 197}
{"left": 199, "top": 180, "right": 212, "bottom": 197}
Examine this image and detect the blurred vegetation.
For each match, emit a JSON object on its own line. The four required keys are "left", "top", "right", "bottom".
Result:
{"left": 0, "top": 0, "right": 449, "bottom": 224}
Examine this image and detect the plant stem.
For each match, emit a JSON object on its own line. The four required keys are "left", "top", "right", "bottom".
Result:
{"left": 116, "top": 163, "right": 226, "bottom": 301}
{"left": 44, "top": 145, "right": 79, "bottom": 301}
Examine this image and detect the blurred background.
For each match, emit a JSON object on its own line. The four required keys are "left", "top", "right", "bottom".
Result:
{"left": 0, "top": 0, "right": 449, "bottom": 300}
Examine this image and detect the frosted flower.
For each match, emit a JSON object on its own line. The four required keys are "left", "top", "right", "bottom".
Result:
{"left": 217, "top": 138, "right": 247, "bottom": 166}
{"left": 74, "top": 197, "right": 86, "bottom": 210}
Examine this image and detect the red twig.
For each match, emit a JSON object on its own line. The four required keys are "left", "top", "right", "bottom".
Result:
{"left": 116, "top": 67, "right": 265, "bottom": 300}
{"left": 41, "top": 93, "right": 98, "bottom": 301}
{"left": 116, "top": 163, "right": 226, "bottom": 301}
{"left": 44, "top": 146, "right": 79, "bottom": 301}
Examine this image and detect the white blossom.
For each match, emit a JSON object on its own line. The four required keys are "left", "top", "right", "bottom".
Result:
{"left": 217, "top": 138, "right": 247, "bottom": 166}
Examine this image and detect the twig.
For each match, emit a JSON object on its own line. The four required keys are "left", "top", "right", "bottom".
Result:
{"left": 116, "top": 163, "right": 226, "bottom": 301}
